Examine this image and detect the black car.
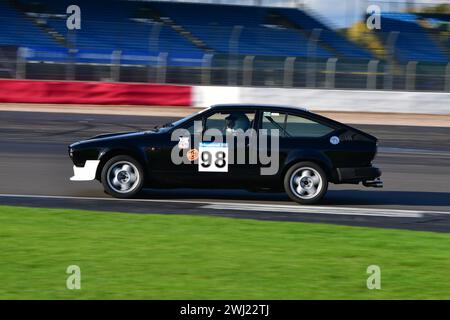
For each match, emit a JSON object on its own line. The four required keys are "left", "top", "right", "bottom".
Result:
{"left": 69, "top": 104, "right": 382, "bottom": 204}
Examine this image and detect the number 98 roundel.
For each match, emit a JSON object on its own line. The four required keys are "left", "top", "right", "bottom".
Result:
{"left": 198, "top": 142, "right": 228, "bottom": 172}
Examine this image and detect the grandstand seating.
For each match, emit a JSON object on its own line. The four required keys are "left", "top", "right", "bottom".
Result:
{"left": 275, "top": 8, "right": 372, "bottom": 59}
{"left": 16, "top": 0, "right": 205, "bottom": 65}
{"left": 4, "top": 0, "right": 359, "bottom": 63}
{"left": 0, "top": 1, "right": 57, "bottom": 48}
{"left": 378, "top": 13, "right": 448, "bottom": 63}
{"left": 1, "top": 1, "right": 448, "bottom": 66}
{"left": 149, "top": 2, "right": 332, "bottom": 57}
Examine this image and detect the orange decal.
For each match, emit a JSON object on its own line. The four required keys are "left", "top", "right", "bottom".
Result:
{"left": 187, "top": 149, "right": 199, "bottom": 161}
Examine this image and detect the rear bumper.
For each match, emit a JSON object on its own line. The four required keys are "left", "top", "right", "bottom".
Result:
{"left": 336, "top": 166, "right": 381, "bottom": 184}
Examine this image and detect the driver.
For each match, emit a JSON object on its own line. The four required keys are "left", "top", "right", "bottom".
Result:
{"left": 225, "top": 112, "right": 250, "bottom": 134}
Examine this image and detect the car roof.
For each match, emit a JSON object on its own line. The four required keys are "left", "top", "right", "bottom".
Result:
{"left": 210, "top": 104, "right": 309, "bottom": 112}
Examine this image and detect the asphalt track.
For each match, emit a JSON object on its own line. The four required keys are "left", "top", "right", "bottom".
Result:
{"left": 1, "top": 110, "right": 450, "bottom": 232}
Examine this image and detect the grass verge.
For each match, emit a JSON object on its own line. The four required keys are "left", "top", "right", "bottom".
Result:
{"left": 1, "top": 205, "right": 450, "bottom": 299}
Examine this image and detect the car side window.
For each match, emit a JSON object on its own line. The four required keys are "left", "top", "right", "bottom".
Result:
{"left": 261, "top": 112, "right": 287, "bottom": 136}
{"left": 205, "top": 113, "right": 228, "bottom": 132}
{"left": 204, "top": 111, "right": 255, "bottom": 134}
{"left": 285, "top": 114, "right": 334, "bottom": 138}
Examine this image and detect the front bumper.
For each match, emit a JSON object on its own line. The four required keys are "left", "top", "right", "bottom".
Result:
{"left": 336, "top": 166, "right": 382, "bottom": 185}
{"left": 70, "top": 160, "right": 100, "bottom": 181}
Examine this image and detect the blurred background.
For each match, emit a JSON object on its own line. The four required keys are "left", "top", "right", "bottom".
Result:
{"left": 0, "top": 0, "right": 449, "bottom": 91}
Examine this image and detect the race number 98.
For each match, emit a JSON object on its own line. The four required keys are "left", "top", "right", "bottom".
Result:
{"left": 199, "top": 142, "right": 228, "bottom": 172}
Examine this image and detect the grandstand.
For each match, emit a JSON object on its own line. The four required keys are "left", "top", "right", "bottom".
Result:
{"left": 3, "top": 0, "right": 376, "bottom": 63}
{"left": 377, "top": 12, "right": 448, "bottom": 63}
{"left": 0, "top": 0, "right": 449, "bottom": 91}
{"left": 0, "top": 1, "right": 55, "bottom": 47}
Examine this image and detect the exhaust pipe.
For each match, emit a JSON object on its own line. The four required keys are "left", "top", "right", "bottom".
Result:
{"left": 363, "top": 178, "right": 383, "bottom": 188}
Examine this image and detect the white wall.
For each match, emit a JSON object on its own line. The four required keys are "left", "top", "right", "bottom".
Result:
{"left": 193, "top": 86, "right": 450, "bottom": 114}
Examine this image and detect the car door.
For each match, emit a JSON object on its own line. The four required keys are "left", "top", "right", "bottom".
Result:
{"left": 194, "top": 109, "right": 259, "bottom": 187}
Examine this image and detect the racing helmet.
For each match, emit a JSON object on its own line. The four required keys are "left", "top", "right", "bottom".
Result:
{"left": 225, "top": 112, "right": 250, "bottom": 133}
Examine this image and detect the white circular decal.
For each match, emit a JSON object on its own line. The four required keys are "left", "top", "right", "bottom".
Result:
{"left": 330, "top": 136, "right": 340, "bottom": 145}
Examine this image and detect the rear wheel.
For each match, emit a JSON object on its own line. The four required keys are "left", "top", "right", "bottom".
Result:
{"left": 101, "top": 155, "right": 144, "bottom": 198}
{"left": 284, "top": 162, "right": 328, "bottom": 205}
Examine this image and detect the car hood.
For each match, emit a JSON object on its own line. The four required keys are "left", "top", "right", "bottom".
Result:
{"left": 70, "top": 130, "right": 159, "bottom": 148}
{"left": 88, "top": 130, "right": 163, "bottom": 141}
{"left": 89, "top": 131, "right": 141, "bottom": 140}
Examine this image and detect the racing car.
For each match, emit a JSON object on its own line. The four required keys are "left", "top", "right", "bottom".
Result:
{"left": 68, "top": 104, "right": 382, "bottom": 204}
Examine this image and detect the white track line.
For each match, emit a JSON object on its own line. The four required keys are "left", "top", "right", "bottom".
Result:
{"left": 202, "top": 204, "right": 423, "bottom": 218}
{"left": 1, "top": 193, "right": 448, "bottom": 218}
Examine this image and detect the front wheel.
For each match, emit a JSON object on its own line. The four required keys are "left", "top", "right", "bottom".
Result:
{"left": 284, "top": 162, "right": 328, "bottom": 205}
{"left": 101, "top": 155, "right": 144, "bottom": 198}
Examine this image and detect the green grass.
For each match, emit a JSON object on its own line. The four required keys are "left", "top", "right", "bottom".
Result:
{"left": 1, "top": 205, "right": 450, "bottom": 299}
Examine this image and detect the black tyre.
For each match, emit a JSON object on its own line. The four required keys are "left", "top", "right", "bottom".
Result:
{"left": 284, "top": 161, "right": 328, "bottom": 205}
{"left": 101, "top": 155, "right": 144, "bottom": 198}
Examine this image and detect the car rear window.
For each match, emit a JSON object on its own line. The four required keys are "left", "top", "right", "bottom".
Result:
{"left": 285, "top": 114, "right": 334, "bottom": 138}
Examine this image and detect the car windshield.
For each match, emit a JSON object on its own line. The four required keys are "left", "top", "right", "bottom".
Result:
{"left": 168, "top": 109, "right": 208, "bottom": 128}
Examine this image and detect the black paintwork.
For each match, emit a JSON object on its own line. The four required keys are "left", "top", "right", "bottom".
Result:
{"left": 68, "top": 104, "right": 381, "bottom": 189}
